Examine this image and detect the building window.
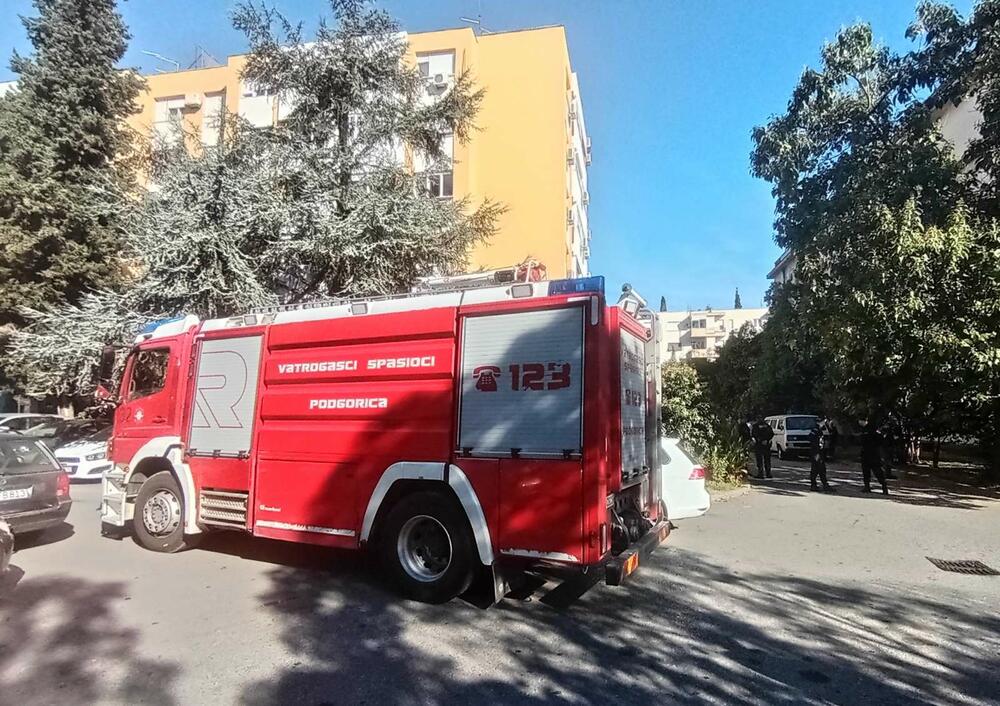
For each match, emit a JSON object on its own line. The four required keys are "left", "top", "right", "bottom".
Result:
{"left": 692, "top": 339, "right": 707, "bottom": 350}
{"left": 424, "top": 171, "right": 453, "bottom": 198}
{"left": 153, "top": 96, "right": 185, "bottom": 147}
{"left": 201, "top": 90, "right": 225, "bottom": 147}
{"left": 415, "top": 131, "right": 453, "bottom": 199}
{"left": 417, "top": 51, "right": 455, "bottom": 100}
{"left": 239, "top": 81, "right": 276, "bottom": 128}
{"left": 691, "top": 319, "right": 706, "bottom": 329}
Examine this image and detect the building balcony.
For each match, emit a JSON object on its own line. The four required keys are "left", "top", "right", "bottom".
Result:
{"left": 689, "top": 326, "right": 725, "bottom": 337}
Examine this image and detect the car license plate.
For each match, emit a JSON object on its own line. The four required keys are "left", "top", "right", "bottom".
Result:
{"left": 0, "top": 487, "right": 32, "bottom": 502}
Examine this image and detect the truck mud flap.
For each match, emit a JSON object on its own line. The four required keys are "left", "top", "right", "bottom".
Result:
{"left": 605, "top": 520, "right": 670, "bottom": 586}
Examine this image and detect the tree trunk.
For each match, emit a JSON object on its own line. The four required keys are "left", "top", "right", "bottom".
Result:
{"left": 982, "top": 415, "right": 1000, "bottom": 486}
{"left": 56, "top": 396, "right": 74, "bottom": 419}
{"left": 932, "top": 437, "right": 941, "bottom": 469}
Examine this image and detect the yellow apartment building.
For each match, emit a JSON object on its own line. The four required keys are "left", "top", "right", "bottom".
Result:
{"left": 128, "top": 26, "right": 592, "bottom": 279}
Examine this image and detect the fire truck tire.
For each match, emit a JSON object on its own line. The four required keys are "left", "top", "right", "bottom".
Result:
{"left": 132, "top": 471, "right": 196, "bottom": 553}
{"left": 379, "top": 492, "right": 476, "bottom": 603}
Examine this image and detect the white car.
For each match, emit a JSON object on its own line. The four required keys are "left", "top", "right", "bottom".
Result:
{"left": 54, "top": 427, "right": 113, "bottom": 481}
{"left": 0, "top": 413, "right": 60, "bottom": 433}
{"left": 660, "top": 437, "right": 711, "bottom": 520}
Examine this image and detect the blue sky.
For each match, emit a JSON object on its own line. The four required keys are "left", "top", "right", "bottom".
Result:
{"left": 0, "top": 0, "right": 976, "bottom": 310}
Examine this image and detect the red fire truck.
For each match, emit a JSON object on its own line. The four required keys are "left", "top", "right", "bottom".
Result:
{"left": 100, "top": 275, "right": 668, "bottom": 603}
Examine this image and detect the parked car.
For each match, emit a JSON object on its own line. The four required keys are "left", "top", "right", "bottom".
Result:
{"left": 765, "top": 414, "right": 818, "bottom": 459}
{"left": 0, "top": 413, "right": 60, "bottom": 433}
{"left": 660, "top": 438, "right": 711, "bottom": 520}
{"left": 0, "top": 434, "right": 72, "bottom": 535}
{"left": 22, "top": 417, "right": 109, "bottom": 451}
{"left": 54, "top": 426, "right": 113, "bottom": 482}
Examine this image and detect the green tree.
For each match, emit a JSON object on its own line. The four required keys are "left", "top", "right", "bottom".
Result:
{"left": 660, "top": 363, "right": 713, "bottom": 450}
{"left": 752, "top": 12, "right": 1000, "bottom": 466}
{"left": 231, "top": 0, "right": 503, "bottom": 300}
{"left": 750, "top": 286, "right": 824, "bottom": 417}
{"left": 908, "top": 0, "right": 1000, "bottom": 477}
{"left": 6, "top": 0, "right": 504, "bottom": 400}
{"left": 708, "top": 323, "right": 760, "bottom": 423}
{"left": 0, "top": 0, "right": 142, "bottom": 326}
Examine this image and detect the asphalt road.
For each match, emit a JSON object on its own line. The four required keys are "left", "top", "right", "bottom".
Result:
{"left": 2, "top": 461, "right": 999, "bottom": 705}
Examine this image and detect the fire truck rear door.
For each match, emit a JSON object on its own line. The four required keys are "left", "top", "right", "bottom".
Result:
{"left": 457, "top": 305, "right": 585, "bottom": 563}
{"left": 185, "top": 334, "right": 264, "bottom": 494}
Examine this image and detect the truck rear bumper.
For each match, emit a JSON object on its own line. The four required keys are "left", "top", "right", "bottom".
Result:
{"left": 605, "top": 519, "right": 670, "bottom": 586}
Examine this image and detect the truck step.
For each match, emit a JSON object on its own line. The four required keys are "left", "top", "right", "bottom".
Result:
{"left": 199, "top": 489, "right": 249, "bottom": 528}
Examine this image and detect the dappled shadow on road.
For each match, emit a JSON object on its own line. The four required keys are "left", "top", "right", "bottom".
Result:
{"left": 753, "top": 462, "right": 1000, "bottom": 510}
{"left": 0, "top": 570, "right": 180, "bottom": 706}
{"left": 240, "top": 547, "right": 1000, "bottom": 705}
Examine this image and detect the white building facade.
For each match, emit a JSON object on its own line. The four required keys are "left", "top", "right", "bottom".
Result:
{"left": 658, "top": 306, "right": 768, "bottom": 366}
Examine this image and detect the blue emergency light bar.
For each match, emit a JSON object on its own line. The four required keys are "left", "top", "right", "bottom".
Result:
{"left": 139, "top": 316, "right": 184, "bottom": 334}
{"left": 547, "top": 276, "right": 605, "bottom": 296}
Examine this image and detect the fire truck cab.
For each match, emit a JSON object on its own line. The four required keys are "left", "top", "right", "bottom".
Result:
{"left": 101, "top": 275, "right": 668, "bottom": 603}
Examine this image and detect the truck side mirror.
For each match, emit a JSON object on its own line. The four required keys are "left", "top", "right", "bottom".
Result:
{"left": 97, "top": 345, "right": 117, "bottom": 397}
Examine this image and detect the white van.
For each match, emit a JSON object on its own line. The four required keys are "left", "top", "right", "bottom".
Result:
{"left": 765, "top": 414, "right": 818, "bottom": 459}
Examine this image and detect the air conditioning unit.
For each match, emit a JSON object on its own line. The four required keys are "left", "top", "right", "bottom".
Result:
{"left": 184, "top": 93, "right": 202, "bottom": 109}
{"left": 431, "top": 73, "right": 449, "bottom": 88}
{"left": 569, "top": 103, "right": 577, "bottom": 120}
{"left": 582, "top": 191, "right": 590, "bottom": 206}
{"left": 585, "top": 137, "right": 593, "bottom": 165}
{"left": 566, "top": 209, "right": 575, "bottom": 226}
{"left": 567, "top": 148, "right": 575, "bottom": 167}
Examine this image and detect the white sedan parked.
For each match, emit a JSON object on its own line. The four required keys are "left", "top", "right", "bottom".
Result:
{"left": 0, "top": 413, "right": 60, "bottom": 433}
{"left": 660, "top": 438, "right": 711, "bottom": 520}
{"left": 54, "top": 427, "right": 112, "bottom": 481}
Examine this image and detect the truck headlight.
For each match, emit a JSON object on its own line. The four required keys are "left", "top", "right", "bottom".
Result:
{"left": 86, "top": 451, "right": 107, "bottom": 461}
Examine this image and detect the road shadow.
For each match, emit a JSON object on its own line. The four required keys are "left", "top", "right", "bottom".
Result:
{"left": 752, "top": 462, "right": 1000, "bottom": 510}
{"left": 11, "top": 521, "right": 75, "bottom": 550}
{"left": 0, "top": 570, "right": 180, "bottom": 706}
{"left": 198, "top": 529, "right": 359, "bottom": 573}
{"left": 238, "top": 547, "right": 1000, "bottom": 705}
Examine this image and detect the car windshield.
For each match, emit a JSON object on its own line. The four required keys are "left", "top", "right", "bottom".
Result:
{"left": 0, "top": 438, "right": 59, "bottom": 474}
{"left": 23, "top": 421, "right": 61, "bottom": 436}
{"left": 786, "top": 416, "right": 817, "bottom": 430}
{"left": 83, "top": 426, "right": 112, "bottom": 443}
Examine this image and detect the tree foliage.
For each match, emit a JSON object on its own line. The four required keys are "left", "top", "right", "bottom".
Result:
{"left": 231, "top": 0, "right": 502, "bottom": 300}
{"left": 750, "top": 1, "right": 1000, "bottom": 479}
{"left": 0, "top": 0, "right": 142, "bottom": 326}
{"left": 6, "top": 0, "right": 503, "bottom": 399}
{"left": 660, "top": 363, "right": 713, "bottom": 450}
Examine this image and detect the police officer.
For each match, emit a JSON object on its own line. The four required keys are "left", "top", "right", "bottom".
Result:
{"left": 859, "top": 420, "right": 889, "bottom": 494}
{"left": 823, "top": 418, "right": 839, "bottom": 461}
{"left": 809, "top": 421, "right": 832, "bottom": 491}
{"left": 751, "top": 416, "right": 774, "bottom": 479}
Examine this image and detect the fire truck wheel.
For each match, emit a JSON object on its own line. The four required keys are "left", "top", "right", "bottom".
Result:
{"left": 133, "top": 471, "right": 193, "bottom": 553}
{"left": 379, "top": 492, "right": 476, "bottom": 603}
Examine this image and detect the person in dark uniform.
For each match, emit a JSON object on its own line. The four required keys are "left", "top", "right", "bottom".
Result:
{"left": 809, "top": 421, "right": 832, "bottom": 491}
{"left": 880, "top": 420, "right": 898, "bottom": 479}
{"left": 859, "top": 420, "right": 889, "bottom": 494}
{"left": 738, "top": 418, "right": 752, "bottom": 447}
{"left": 751, "top": 416, "right": 774, "bottom": 479}
{"left": 824, "top": 419, "right": 839, "bottom": 460}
